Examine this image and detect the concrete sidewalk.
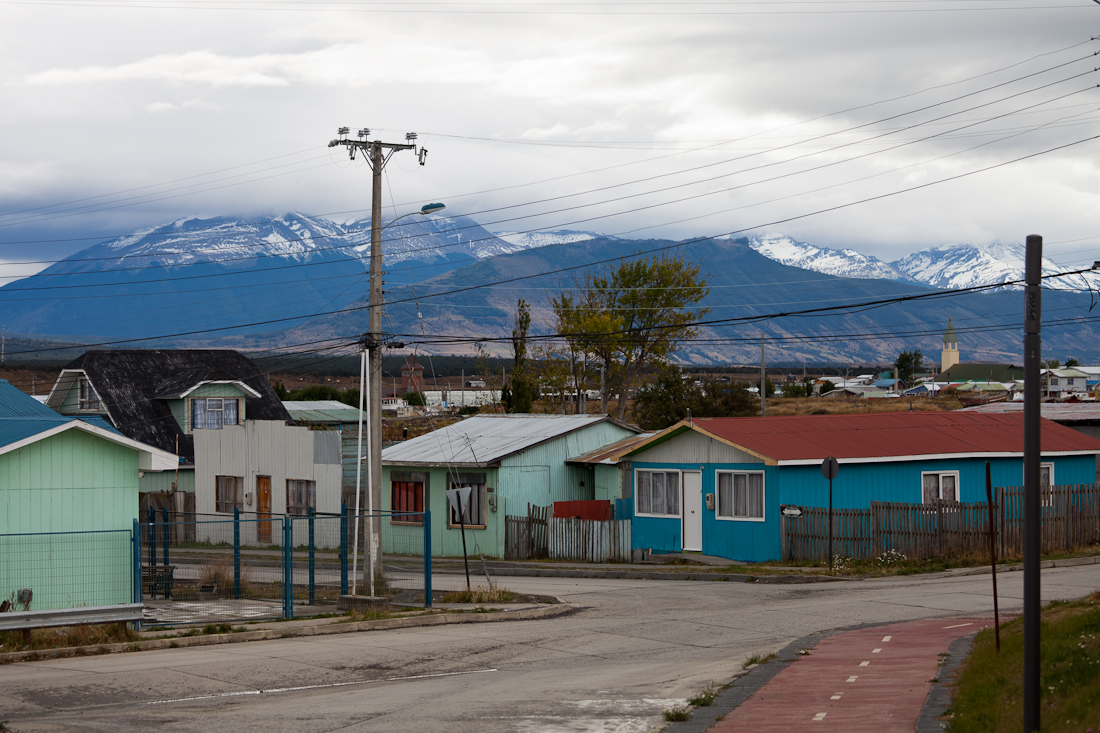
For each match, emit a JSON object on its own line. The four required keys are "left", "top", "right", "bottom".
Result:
{"left": 670, "top": 616, "right": 994, "bottom": 732}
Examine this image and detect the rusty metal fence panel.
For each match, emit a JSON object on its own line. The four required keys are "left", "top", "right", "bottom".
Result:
{"left": 548, "top": 518, "right": 631, "bottom": 562}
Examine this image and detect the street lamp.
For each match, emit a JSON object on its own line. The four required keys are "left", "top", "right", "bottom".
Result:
{"left": 380, "top": 203, "right": 446, "bottom": 235}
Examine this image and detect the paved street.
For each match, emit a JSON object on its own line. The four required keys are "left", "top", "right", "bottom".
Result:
{"left": 3, "top": 565, "right": 1098, "bottom": 732}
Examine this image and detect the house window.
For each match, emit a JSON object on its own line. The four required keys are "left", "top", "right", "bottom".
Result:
{"left": 191, "top": 398, "right": 240, "bottom": 430}
{"left": 635, "top": 470, "right": 681, "bottom": 517}
{"left": 391, "top": 471, "right": 426, "bottom": 524}
{"left": 216, "top": 475, "right": 243, "bottom": 513}
{"left": 286, "top": 479, "right": 316, "bottom": 516}
{"left": 716, "top": 471, "right": 765, "bottom": 520}
{"left": 921, "top": 471, "right": 959, "bottom": 503}
{"left": 78, "top": 377, "right": 101, "bottom": 410}
{"left": 447, "top": 473, "right": 487, "bottom": 528}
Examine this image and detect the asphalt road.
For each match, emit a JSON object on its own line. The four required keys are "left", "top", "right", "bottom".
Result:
{"left": 3, "top": 565, "right": 1099, "bottom": 732}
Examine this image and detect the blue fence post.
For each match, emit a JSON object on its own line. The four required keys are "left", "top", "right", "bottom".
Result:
{"left": 308, "top": 508, "right": 315, "bottom": 605}
{"left": 132, "top": 518, "right": 141, "bottom": 605}
{"left": 340, "top": 503, "right": 349, "bottom": 596}
{"left": 161, "top": 506, "right": 170, "bottom": 566}
{"left": 233, "top": 506, "right": 241, "bottom": 599}
{"left": 283, "top": 517, "right": 293, "bottom": 620}
{"left": 148, "top": 506, "right": 157, "bottom": 567}
{"left": 423, "top": 509, "right": 432, "bottom": 609}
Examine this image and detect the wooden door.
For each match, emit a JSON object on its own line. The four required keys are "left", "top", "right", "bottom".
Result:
{"left": 257, "top": 476, "right": 272, "bottom": 543}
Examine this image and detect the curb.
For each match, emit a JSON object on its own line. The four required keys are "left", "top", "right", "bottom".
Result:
{"left": 467, "top": 567, "right": 844, "bottom": 583}
{"left": 0, "top": 601, "right": 575, "bottom": 665}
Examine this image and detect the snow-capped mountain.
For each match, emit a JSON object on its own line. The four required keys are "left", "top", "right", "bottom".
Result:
{"left": 492, "top": 229, "right": 617, "bottom": 251}
{"left": 741, "top": 233, "right": 913, "bottom": 282}
{"left": 891, "top": 242, "right": 1098, "bottom": 293}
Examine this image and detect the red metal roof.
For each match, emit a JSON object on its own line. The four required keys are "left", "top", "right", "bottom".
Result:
{"left": 681, "top": 412, "right": 1100, "bottom": 464}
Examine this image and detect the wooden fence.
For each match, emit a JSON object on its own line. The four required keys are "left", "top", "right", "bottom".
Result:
{"left": 783, "top": 484, "right": 1100, "bottom": 562}
{"left": 504, "top": 504, "right": 549, "bottom": 561}
{"left": 548, "top": 518, "right": 632, "bottom": 563}
{"left": 998, "top": 484, "right": 1100, "bottom": 556}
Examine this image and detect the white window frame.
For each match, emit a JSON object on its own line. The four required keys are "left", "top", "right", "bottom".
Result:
{"left": 78, "top": 377, "right": 101, "bottom": 411}
{"left": 921, "top": 471, "right": 959, "bottom": 504}
{"left": 190, "top": 397, "right": 240, "bottom": 431}
{"left": 715, "top": 470, "right": 766, "bottom": 522}
{"left": 634, "top": 469, "right": 682, "bottom": 518}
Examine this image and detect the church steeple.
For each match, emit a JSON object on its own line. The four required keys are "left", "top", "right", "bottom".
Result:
{"left": 941, "top": 317, "right": 959, "bottom": 373}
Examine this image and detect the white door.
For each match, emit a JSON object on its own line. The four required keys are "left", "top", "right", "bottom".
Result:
{"left": 682, "top": 471, "right": 703, "bottom": 552}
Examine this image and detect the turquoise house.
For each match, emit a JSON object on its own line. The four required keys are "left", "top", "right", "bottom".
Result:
{"left": 623, "top": 412, "right": 1100, "bottom": 563}
{"left": 381, "top": 414, "right": 640, "bottom": 558}
{"left": 0, "top": 381, "right": 177, "bottom": 609}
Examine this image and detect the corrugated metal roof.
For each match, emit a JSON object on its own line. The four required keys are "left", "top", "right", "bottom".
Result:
{"left": 959, "top": 401, "right": 1100, "bottom": 423}
{"left": 637, "top": 412, "right": 1100, "bottom": 464}
{"left": 0, "top": 380, "right": 125, "bottom": 449}
{"left": 283, "top": 401, "right": 361, "bottom": 424}
{"left": 567, "top": 432, "right": 656, "bottom": 465}
{"left": 382, "top": 414, "right": 617, "bottom": 466}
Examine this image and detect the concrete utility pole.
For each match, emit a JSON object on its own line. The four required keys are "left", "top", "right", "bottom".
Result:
{"left": 328, "top": 127, "right": 426, "bottom": 593}
{"left": 1022, "top": 234, "right": 1042, "bottom": 733}
{"left": 760, "top": 332, "right": 766, "bottom": 417}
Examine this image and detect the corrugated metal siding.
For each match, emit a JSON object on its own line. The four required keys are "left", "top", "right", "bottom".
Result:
{"left": 635, "top": 429, "right": 764, "bottom": 465}
{"left": 314, "top": 431, "right": 341, "bottom": 465}
{"left": 194, "top": 421, "right": 342, "bottom": 546}
{"left": 0, "top": 428, "right": 139, "bottom": 534}
{"left": 497, "top": 421, "right": 634, "bottom": 515}
{"left": 139, "top": 467, "right": 195, "bottom": 494}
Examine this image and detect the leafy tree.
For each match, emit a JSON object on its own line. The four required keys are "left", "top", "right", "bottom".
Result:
{"left": 503, "top": 298, "right": 534, "bottom": 413}
{"left": 764, "top": 375, "right": 775, "bottom": 398}
{"left": 820, "top": 380, "right": 836, "bottom": 395}
{"left": 272, "top": 381, "right": 289, "bottom": 400}
{"left": 632, "top": 368, "right": 756, "bottom": 430}
{"left": 1042, "top": 358, "right": 1061, "bottom": 369}
{"left": 893, "top": 349, "right": 925, "bottom": 388}
{"left": 1065, "top": 357, "right": 1079, "bottom": 368}
{"left": 406, "top": 391, "right": 427, "bottom": 407}
{"left": 551, "top": 251, "right": 710, "bottom": 420}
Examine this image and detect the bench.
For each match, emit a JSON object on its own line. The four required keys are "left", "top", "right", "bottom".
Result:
{"left": 142, "top": 565, "right": 176, "bottom": 599}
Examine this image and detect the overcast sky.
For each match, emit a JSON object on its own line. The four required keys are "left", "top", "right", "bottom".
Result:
{"left": 2, "top": 0, "right": 1099, "bottom": 280}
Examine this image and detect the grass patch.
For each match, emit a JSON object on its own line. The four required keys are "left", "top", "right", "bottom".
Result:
{"left": 662, "top": 706, "right": 691, "bottom": 721}
{"left": 688, "top": 682, "right": 722, "bottom": 707}
{"left": 949, "top": 591, "right": 1100, "bottom": 732}
{"left": 742, "top": 652, "right": 776, "bottom": 669}
{"left": 440, "top": 584, "right": 519, "bottom": 604}
{"left": 0, "top": 622, "right": 137, "bottom": 653}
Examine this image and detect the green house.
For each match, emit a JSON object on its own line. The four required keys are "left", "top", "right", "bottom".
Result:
{"left": 381, "top": 414, "right": 640, "bottom": 558}
{"left": 0, "top": 380, "right": 177, "bottom": 610}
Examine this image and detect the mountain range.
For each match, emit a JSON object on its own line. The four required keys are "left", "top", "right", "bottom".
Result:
{"left": 3, "top": 215, "right": 1097, "bottom": 364}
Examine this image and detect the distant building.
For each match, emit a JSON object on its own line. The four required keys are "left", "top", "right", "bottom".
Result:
{"left": 401, "top": 355, "right": 424, "bottom": 394}
{"left": 941, "top": 317, "right": 959, "bottom": 373}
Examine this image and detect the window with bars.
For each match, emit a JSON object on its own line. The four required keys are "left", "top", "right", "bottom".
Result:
{"left": 78, "top": 377, "right": 101, "bottom": 411}
{"left": 191, "top": 398, "right": 240, "bottom": 431}
{"left": 921, "top": 471, "right": 958, "bottom": 503}
{"left": 447, "top": 473, "right": 487, "bottom": 528}
{"left": 391, "top": 471, "right": 426, "bottom": 524}
{"left": 216, "top": 475, "right": 243, "bottom": 513}
{"left": 635, "top": 470, "right": 681, "bottom": 517}
{"left": 716, "top": 471, "right": 765, "bottom": 520}
{"left": 286, "top": 479, "right": 316, "bottom": 516}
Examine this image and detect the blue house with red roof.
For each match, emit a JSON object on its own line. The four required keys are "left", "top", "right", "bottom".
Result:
{"left": 620, "top": 412, "right": 1100, "bottom": 562}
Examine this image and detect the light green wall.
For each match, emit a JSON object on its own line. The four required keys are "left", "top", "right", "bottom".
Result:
{"left": 0, "top": 428, "right": 141, "bottom": 610}
{"left": 140, "top": 468, "right": 195, "bottom": 494}
{"left": 169, "top": 383, "right": 250, "bottom": 433}
{"left": 593, "top": 464, "right": 622, "bottom": 502}
{"left": 497, "top": 421, "right": 635, "bottom": 514}
{"left": 381, "top": 466, "right": 506, "bottom": 558}
{"left": 59, "top": 378, "right": 108, "bottom": 416}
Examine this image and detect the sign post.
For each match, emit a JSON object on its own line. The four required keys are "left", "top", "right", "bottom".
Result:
{"left": 446, "top": 486, "right": 473, "bottom": 592}
{"left": 821, "top": 457, "right": 840, "bottom": 573}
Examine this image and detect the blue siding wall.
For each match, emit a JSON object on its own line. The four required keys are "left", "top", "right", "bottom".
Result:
{"left": 631, "top": 453, "right": 1096, "bottom": 563}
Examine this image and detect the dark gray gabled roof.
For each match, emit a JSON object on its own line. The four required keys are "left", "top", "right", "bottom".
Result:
{"left": 50, "top": 350, "right": 290, "bottom": 463}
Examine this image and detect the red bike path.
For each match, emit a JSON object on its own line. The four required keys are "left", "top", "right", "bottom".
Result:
{"left": 707, "top": 617, "right": 992, "bottom": 732}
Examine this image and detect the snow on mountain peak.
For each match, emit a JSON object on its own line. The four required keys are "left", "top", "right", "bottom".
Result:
{"left": 745, "top": 233, "right": 911, "bottom": 282}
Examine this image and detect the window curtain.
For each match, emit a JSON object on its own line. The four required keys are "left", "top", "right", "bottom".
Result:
{"left": 638, "top": 472, "right": 651, "bottom": 514}
{"left": 223, "top": 399, "right": 239, "bottom": 425}
{"left": 718, "top": 473, "right": 732, "bottom": 517}
{"left": 192, "top": 399, "right": 207, "bottom": 431}
{"left": 922, "top": 474, "right": 940, "bottom": 504}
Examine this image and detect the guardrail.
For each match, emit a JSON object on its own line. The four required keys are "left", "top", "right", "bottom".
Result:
{"left": 0, "top": 603, "right": 145, "bottom": 632}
